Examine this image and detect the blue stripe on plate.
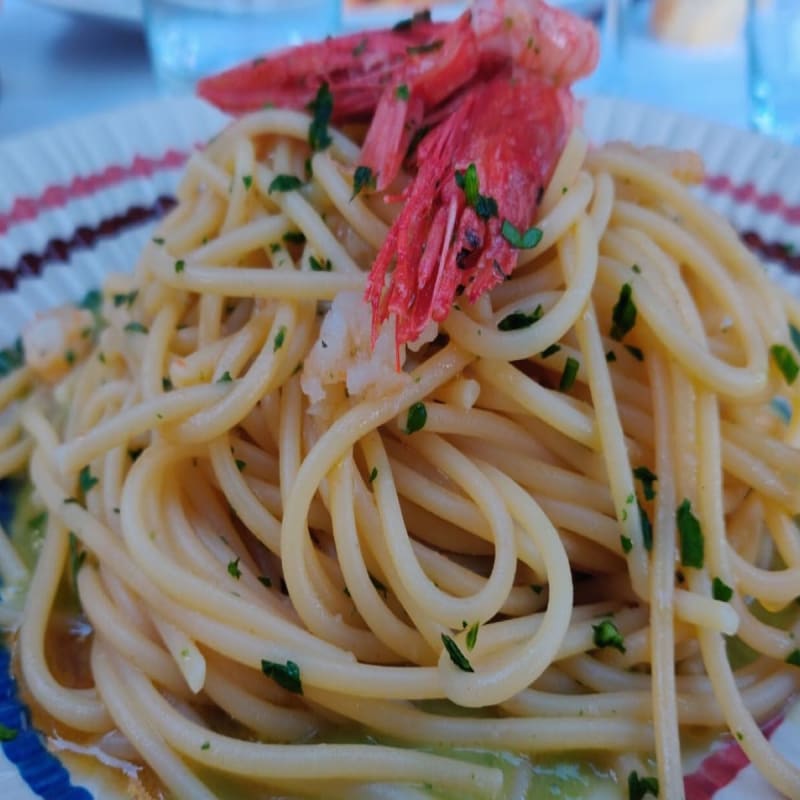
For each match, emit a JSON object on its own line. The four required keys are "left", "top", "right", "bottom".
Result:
{"left": 0, "top": 480, "right": 93, "bottom": 799}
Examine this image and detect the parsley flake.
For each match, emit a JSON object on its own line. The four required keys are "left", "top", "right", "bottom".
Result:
{"left": 540, "top": 344, "right": 561, "bottom": 358}
{"left": 633, "top": 466, "right": 657, "bottom": 500}
{"left": 0, "top": 338, "right": 24, "bottom": 377}
{"left": 441, "top": 634, "right": 474, "bottom": 672}
{"left": 497, "top": 305, "right": 543, "bottom": 331}
{"left": 258, "top": 576, "right": 272, "bottom": 588}
{"left": 79, "top": 465, "right": 98, "bottom": 494}
{"left": 273, "top": 325, "right": 287, "bottom": 352}
{"left": 501, "top": 219, "right": 543, "bottom": 249}
{"left": 368, "top": 466, "right": 378, "bottom": 483}
{"left": 712, "top": 577, "right": 733, "bottom": 602}
{"left": 404, "top": 402, "right": 427, "bottom": 434}
{"left": 628, "top": 770, "right": 659, "bottom": 800}
{"left": 268, "top": 174, "right": 303, "bottom": 194}
{"left": 217, "top": 371, "right": 233, "bottom": 383}
{"left": 771, "top": 344, "right": 799, "bottom": 385}
{"left": 235, "top": 459, "right": 246, "bottom": 472}
{"left": 309, "top": 255, "right": 332, "bottom": 272}
{"left": 174, "top": 259, "right": 185, "bottom": 273}
{"left": 307, "top": 81, "right": 333, "bottom": 152}
{"left": 395, "top": 83, "right": 409, "bottom": 101}
{"left": 621, "top": 535, "right": 633, "bottom": 554}
{"left": 465, "top": 622, "right": 480, "bottom": 651}
{"left": 559, "top": 357, "right": 580, "bottom": 392}
{"left": 407, "top": 39, "right": 444, "bottom": 56}
{"left": 455, "top": 164, "right": 498, "bottom": 220}
{"left": 227, "top": 557, "right": 241, "bottom": 580}
{"left": 124, "top": 322, "right": 148, "bottom": 334}
{"left": 283, "top": 231, "right": 306, "bottom": 245}
{"left": 610, "top": 283, "right": 637, "bottom": 341}
{"left": 787, "top": 649, "right": 800, "bottom": 667}
{"left": 113, "top": 290, "right": 138, "bottom": 307}
{"left": 352, "top": 165, "right": 377, "bottom": 199}
{"left": 677, "top": 499, "right": 704, "bottom": 569}
{"left": 592, "top": 619, "right": 626, "bottom": 653}
{"left": 242, "top": 175, "right": 253, "bottom": 190}
{"left": 261, "top": 659, "right": 303, "bottom": 694}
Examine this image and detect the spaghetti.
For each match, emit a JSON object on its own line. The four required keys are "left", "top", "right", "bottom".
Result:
{"left": 0, "top": 106, "right": 799, "bottom": 800}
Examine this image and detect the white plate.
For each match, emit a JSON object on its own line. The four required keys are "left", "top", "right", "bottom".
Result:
{"left": 0, "top": 94, "right": 799, "bottom": 799}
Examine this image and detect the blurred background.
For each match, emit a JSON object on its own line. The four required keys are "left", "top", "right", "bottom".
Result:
{"left": 0, "top": 0, "right": 796, "bottom": 143}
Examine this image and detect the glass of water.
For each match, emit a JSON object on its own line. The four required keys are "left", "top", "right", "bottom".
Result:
{"left": 747, "top": 0, "right": 800, "bottom": 142}
{"left": 144, "top": 0, "right": 342, "bottom": 94}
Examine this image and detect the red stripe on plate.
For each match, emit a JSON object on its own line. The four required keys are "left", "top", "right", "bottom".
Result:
{"left": 705, "top": 174, "right": 800, "bottom": 225}
{"left": 0, "top": 148, "right": 194, "bottom": 235}
{"left": 684, "top": 714, "right": 785, "bottom": 800}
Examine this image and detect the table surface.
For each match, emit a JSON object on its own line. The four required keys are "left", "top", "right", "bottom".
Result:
{"left": 0, "top": 0, "right": 751, "bottom": 142}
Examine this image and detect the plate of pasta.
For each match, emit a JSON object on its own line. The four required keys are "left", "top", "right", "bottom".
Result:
{"left": 1, "top": 2, "right": 800, "bottom": 798}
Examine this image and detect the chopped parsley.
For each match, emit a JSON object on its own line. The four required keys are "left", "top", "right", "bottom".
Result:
{"left": 0, "top": 722, "right": 18, "bottom": 742}
{"left": 771, "top": 344, "right": 799, "bottom": 385}
{"left": 441, "top": 634, "right": 474, "bottom": 672}
{"left": 242, "top": 175, "right": 253, "bottom": 190}
{"left": 0, "top": 338, "right": 24, "bottom": 377}
{"left": 79, "top": 465, "right": 98, "bottom": 494}
{"left": 217, "top": 371, "right": 233, "bottom": 383}
{"left": 787, "top": 649, "right": 800, "bottom": 667}
{"left": 268, "top": 174, "right": 304, "bottom": 194}
{"left": 174, "top": 259, "right": 185, "bottom": 273}
{"left": 395, "top": 83, "right": 409, "bottom": 101}
{"left": 497, "top": 305, "right": 543, "bottom": 331}
{"left": 676, "top": 499, "right": 704, "bottom": 568}
{"left": 621, "top": 535, "right": 633, "bottom": 554}
{"left": 368, "top": 467, "right": 378, "bottom": 483}
{"left": 633, "top": 466, "right": 657, "bottom": 500}
{"left": 500, "top": 219, "right": 543, "bottom": 249}
{"left": 404, "top": 402, "right": 427, "bottom": 434}
{"left": 455, "top": 164, "right": 498, "bottom": 220}
{"left": 113, "top": 290, "right": 138, "bottom": 307}
{"left": 261, "top": 659, "right": 303, "bottom": 694}
{"left": 282, "top": 231, "right": 306, "bottom": 245}
{"left": 64, "top": 349, "right": 75, "bottom": 365}
{"left": 610, "top": 283, "right": 637, "bottom": 341}
{"left": 628, "top": 770, "right": 659, "bottom": 799}
{"left": 227, "top": 557, "right": 241, "bottom": 580}
{"left": 790, "top": 323, "right": 800, "bottom": 354}
{"left": 307, "top": 81, "right": 333, "bottom": 152}
{"left": 465, "top": 622, "right": 480, "bottom": 651}
{"left": 152, "top": 237, "right": 165, "bottom": 245}
{"left": 639, "top": 502, "right": 653, "bottom": 551}
{"left": 540, "top": 344, "right": 561, "bottom": 358}
{"left": 351, "top": 165, "right": 377, "bottom": 199}
{"left": 559, "top": 357, "right": 580, "bottom": 392}
{"left": 124, "top": 321, "right": 148, "bottom": 334}
{"left": 592, "top": 619, "right": 626, "bottom": 653}
{"left": 632, "top": 263, "right": 642, "bottom": 274}
{"left": 712, "top": 577, "right": 733, "bottom": 602}
{"left": 235, "top": 459, "right": 246, "bottom": 472}
{"left": 309, "top": 255, "right": 332, "bottom": 272}
{"left": 201, "top": 741, "right": 210, "bottom": 751}
{"left": 258, "top": 576, "right": 272, "bottom": 588}
{"left": 273, "top": 325, "right": 287, "bottom": 352}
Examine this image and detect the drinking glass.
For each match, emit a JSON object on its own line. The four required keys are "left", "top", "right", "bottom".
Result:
{"left": 747, "top": 0, "right": 800, "bottom": 142}
{"left": 144, "top": 0, "right": 342, "bottom": 94}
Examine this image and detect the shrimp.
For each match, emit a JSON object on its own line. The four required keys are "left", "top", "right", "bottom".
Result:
{"left": 198, "top": 0, "right": 597, "bottom": 190}
{"left": 366, "top": 74, "right": 573, "bottom": 350}
{"left": 22, "top": 306, "right": 94, "bottom": 383}
{"left": 198, "top": 0, "right": 598, "bottom": 353}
